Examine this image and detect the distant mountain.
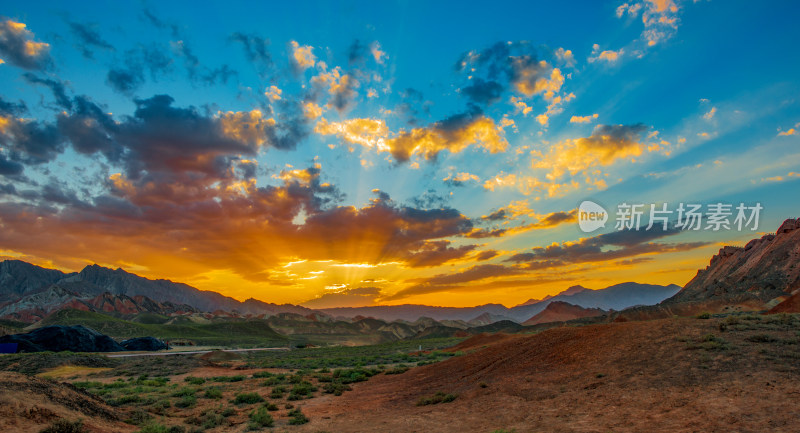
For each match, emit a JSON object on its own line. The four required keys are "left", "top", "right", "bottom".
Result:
{"left": 0, "top": 260, "right": 316, "bottom": 320}
{"left": 320, "top": 304, "right": 511, "bottom": 323}
{"left": 0, "top": 288, "right": 201, "bottom": 323}
{"left": 319, "top": 283, "right": 679, "bottom": 323}
{"left": 666, "top": 218, "right": 800, "bottom": 305}
{"left": 522, "top": 301, "right": 606, "bottom": 325}
{"left": 0, "top": 260, "right": 68, "bottom": 303}
{"left": 516, "top": 285, "right": 588, "bottom": 307}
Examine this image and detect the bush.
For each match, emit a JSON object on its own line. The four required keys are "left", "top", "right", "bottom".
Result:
{"left": 183, "top": 376, "right": 205, "bottom": 385}
{"left": 696, "top": 312, "right": 711, "bottom": 319}
{"left": 252, "top": 371, "right": 273, "bottom": 378}
{"left": 204, "top": 387, "right": 223, "bottom": 399}
{"left": 234, "top": 392, "right": 265, "bottom": 405}
{"left": 221, "top": 407, "right": 237, "bottom": 417}
{"left": 39, "top": 419, "right": 86, "bottom": 433}
{"left": 264, "top": 402, "right": 279, "bottom": 411}
{"left": 416, "top": 391, "right": 457, "bottom": 406}
{"left": 136, "top": 423, "right": 185, "bottom": 433}
{"left": 269, "top": 386, "right": 286, "bottom": 399}
{"left": 174, "top": 395, "right": 197, "bottom": 409}
{"left": 210, "top": 375, "right": 245, "bottom": 382}
{"left": 322, "top": 381, "right": 351, "bottom": 396}
{"left": 249, "top": 407, "right": 274, "bottom": 428}
{"left": 287, "top": 408, "right": 309, "bottom": 425}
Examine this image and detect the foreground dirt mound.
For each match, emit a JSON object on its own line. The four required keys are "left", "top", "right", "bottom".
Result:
{"left": 0, "top": 372, "right": 134, "bottom": 433}
{"left": 298, "top": 317, "right": 800, "bottom": 433}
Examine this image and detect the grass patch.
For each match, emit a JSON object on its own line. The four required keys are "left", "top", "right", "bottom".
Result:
{"left": 233, "top": 392, "right": 264, "bottom": 405}
{"left": 287, "top": 408, "right": 309, "bottom": 425}
{"left": 39, "top": 419, "right": 86, "bottom": 433}
{"left": 416, "top": 391, "right": 458, "bottom": 406}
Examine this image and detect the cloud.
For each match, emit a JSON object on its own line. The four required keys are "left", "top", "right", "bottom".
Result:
{"left": 443, "top": 172, "right": 480, "bottom": 187}
{"left": 778, "top": 128, "right": 796, "bottom": 136}
{"left": 67, "top": 21, "right": 113, "bottom": 59}
{"left": 554, "top": 47, "right": 576, "bottom": 67}
{"left": 617, "top": 0, "right": 681, "bottom": 48}
{"left": 0, "top": 18, "right": 51, "bottom": 70}
{"left": 310, "top": 66, "right": 359, "bottom": 112}
{"left": 703, "top": 106, "right": 717, "bottom": 120}
{"left": 397, "top": 240, "right": 477, "bottom": 267}
{"left": 570, "top": 113, "right": 599, "bottom": 124}
{"left": 532, "top": 123, "right": 652, "bottom": 181}
{"left": 106, "top": 45, "right": 174, "bottom": 95}
{"left": 315, "top": 109, "right": 508, "bottom": 163}
{"left": 289, "top": 40, "right": 316, "bottom": 72}
{"left": 460, "top": 78, "right": 504, "bottom": 105}
{"left": 455, "top": 41, "right": 567, "bottom": 106}
{"left": 589, "top": 44, "right": 624, "bottom": 63}
{"left": 302, "top": 286, "right": 382, "bottom": 309}
{"left": 384, "top": 264, "right": 524, "bottom": 300}
{"left": 230, "top": 32, "right": 272, "bottom": 73}
{"left": 505, "top": 225, "right": 708, "bottom": 268}
{"left": 0, "top": 112, "right": 63, "bottom": 165}
{"left": 22, "top": 73, "right": 72, "bottom": 110}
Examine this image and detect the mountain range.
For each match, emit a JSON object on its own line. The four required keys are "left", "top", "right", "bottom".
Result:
{"left": 0, "top": 258, "right": 679, "bottom": 325}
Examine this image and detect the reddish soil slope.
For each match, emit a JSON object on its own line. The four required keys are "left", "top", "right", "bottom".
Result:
{"left": 297, "top": 317, "right": 800, "bottom": 433}
{"left": 523, "top": 301, "right": 605, "bottom": 325}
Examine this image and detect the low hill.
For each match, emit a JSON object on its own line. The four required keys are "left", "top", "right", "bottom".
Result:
{"left": 0, "top": 372, "right": 134, "bottom": 432}
{"left": 522, "top": 301, "right": 606, "bottom": 325}
{"left": 31, "top": 309, "right": 288, "bottom": 347}
{"left": 299, "top": 315, "right": 800, "bottom": 432}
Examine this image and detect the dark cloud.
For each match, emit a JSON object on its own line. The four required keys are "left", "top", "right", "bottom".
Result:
{"left": 0, "top": 116, "right": 63, "bottom": 164}
{"left": 0, "top": 154, "right": 24, "bottom": 176}
{"left": 140, "top": 8, "right": 180, "bottom": 38}
{"left": 465, "top": 228, "right": 507, "bottom": 238}
{"left": 0, "top": 17, "right": 52, "bottom": 70}
{"left": 506, "top": 225, "right": 708, "bottom": 267}
{"left": 22, "top": 73, "right": 72, "bottom": 110}
{"left": 67, "top": 21, "right": 113, "bottom": 59}
{"left": 56, "top": 95, "right": 119, "bottom": 157}
{"left": 460, "top": 78, "right": 503, "bottom": 105}
{"left": 398, "top": 240, "right": 477, "bottom": 267}
{"left": 482, "top": 209, "right": 507, "bottom": 222}
{"left": 230, "top": 32, "right": 272, "bottom": 73}
{"left": 383, "top": 264, "right": 523, "bottom": 300}
{"left": 347, "top": 39, "right": 368, "bottom": 64}
{"left": 408, "top": 189, "right": 449, "bottom": 209}
{"left": 455, "top": 41, "right": 556, "bottom": 101}
{"left": 106, "top": 68, "right": 144, "bottom": 95}
{"left": 0, "top": 96, "right": 27, "bottom": 116}
{"left": 475, "top": 250, "right": 499, "bottom": 261}
{"left": 302, "top": 286, "right": 382, "bottom": 308}
{"left": 106, "top": 45, "right": 173, "bottom": 95}
{"left": 531, "top": 209, "right": 576, "bottom": 228}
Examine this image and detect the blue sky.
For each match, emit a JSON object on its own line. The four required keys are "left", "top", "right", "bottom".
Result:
{"left": 0, "top": 0, "right": 798, "bottom": 307}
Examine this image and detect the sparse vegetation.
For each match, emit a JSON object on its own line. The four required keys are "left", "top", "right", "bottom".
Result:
{"left": 287, "top": 408, "right": 309, "bottom": 425}
{"left": 416, "top": 391, "right": 458, "bottom": 406}
{"left": 39, "top": 419, "right": 86, "bottom": 433}
{"left": 233, "top": 392, "right": 265, "bottom": 405}
{"left": 248, "top": 406, "right": 274, "bottom": 429}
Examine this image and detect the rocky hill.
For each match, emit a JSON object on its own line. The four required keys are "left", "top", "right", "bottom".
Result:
{"left": 666, "top": 218, "right": 800, "bottom": 304}
{"left": 522, "top": 301, "right": 606, "bottom": 325}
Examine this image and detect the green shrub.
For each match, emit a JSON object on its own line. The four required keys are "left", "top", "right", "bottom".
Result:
{"left": 252, "top": 371, "right": 273, "bottom": 378}
{"left": 204, "top": 387, "right": 223, "bottom": 399}
{"left": 322, "top": 381, "right": 351, "bottom": 396}
{"left": 416, "top": 391, "right": 457, "bottom": 406}
{"left": 287, "top": 408, "right": 309, "bottom": 425}
{"left": 210, "top": 375, "right": 245, "bottom": 382}
{"left": 174, "top": 395, "right": 197, "bottom": 409}
{"left": 234, "top": 392, "right": 264, "bottom": 405}
{"left": 269, "top": 386, "right": 286, "bottom": 399}
{"left": 183, "top": 376, "right": 205, "bottom": 385}
{"left": 39, "top": 419, "right": 86, "bottom": 433}
{"left": 696, "top": 312, "right": 711, "bottom": 319}
{"left": 264, "top": 402, "right": 279, "bottom": 411}
{"left": 221, "top": 407, "right": 237, "bottom": 417}
{"left": 249, "top": 407, "right": 274, "bottom": 428}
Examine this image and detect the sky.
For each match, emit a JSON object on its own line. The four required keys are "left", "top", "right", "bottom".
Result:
{"left": 0, "top": 0, "right": 798, "bottom": 308}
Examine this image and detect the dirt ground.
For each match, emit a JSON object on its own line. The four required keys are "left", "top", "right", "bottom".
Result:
{"left": 294, "top": 317, "right": 800, "bottom": 433}
{"left": 4, "top": 315, "right": 800, "bottom": 432}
